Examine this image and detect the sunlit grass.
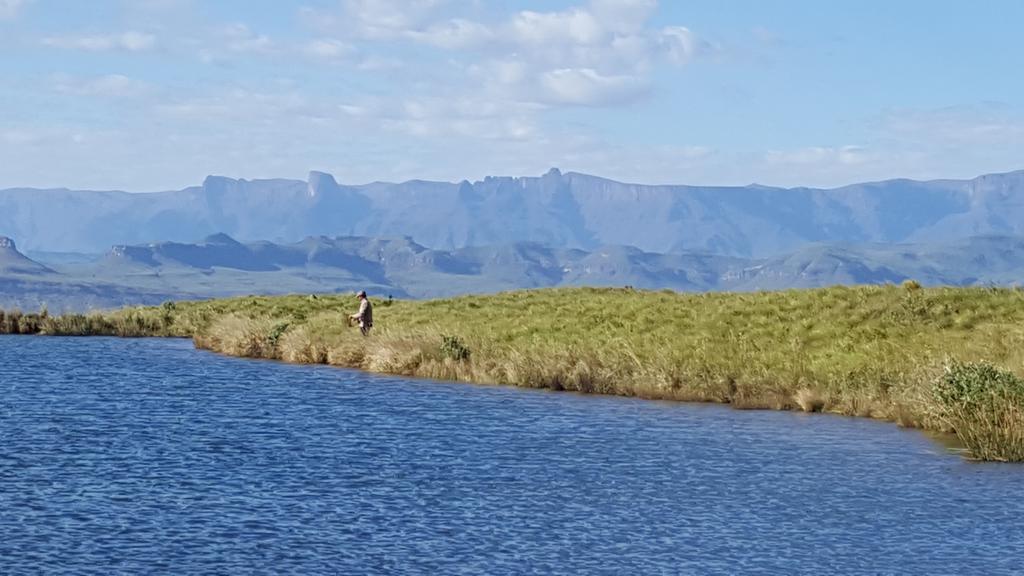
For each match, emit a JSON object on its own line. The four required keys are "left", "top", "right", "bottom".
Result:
{"left": 5, "top": 284, "right": 1024, "bottom": 460}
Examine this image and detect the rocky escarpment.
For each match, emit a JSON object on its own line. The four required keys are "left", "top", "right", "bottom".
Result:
{"left": 3, "top": 168, "right": 1024, "bottom": 255}
{"left": 0, "top": 236, "right": 54, "bottom": 275}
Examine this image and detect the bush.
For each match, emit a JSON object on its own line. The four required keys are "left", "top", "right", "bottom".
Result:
{"left": 440, "top": 335, "right": 471, "bottom": 361}
{"left": 934, "top": 362, "right": 1024, "bottom": 461}
{"left": 935, "top": 361, "right": 1024, "bottom": 410}
{"left": 160, "top": 301, "right": 177, "bottom": 328}
{"left": 268, "top": 322, "right": 290, "bottom": 348}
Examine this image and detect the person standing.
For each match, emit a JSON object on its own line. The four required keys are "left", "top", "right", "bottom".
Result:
{"left": 350, "top": 290, "right": 373, "bottom": 336}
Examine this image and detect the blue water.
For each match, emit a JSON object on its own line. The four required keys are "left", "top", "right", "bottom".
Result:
{"left": 1, "top": 337, "right": 1022, "bottom": 575}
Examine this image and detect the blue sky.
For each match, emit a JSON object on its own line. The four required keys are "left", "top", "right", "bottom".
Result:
{"left": 2, "top": 0, "right": 1023, "bottom": 191}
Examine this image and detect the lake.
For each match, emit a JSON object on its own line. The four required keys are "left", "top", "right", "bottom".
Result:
{"left": 1, "top": 336, "right": 1022, "bottom": 575}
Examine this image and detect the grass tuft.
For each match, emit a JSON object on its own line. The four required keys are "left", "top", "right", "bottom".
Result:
{"left": 794, "top": 388, "right": 826, "bottom": 413}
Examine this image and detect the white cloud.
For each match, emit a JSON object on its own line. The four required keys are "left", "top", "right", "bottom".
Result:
{"left": 221, "top": 23, "right": 273, "bottom": 53}
{"left": 1, "top": 0, "right": 726, "bottom": 190}
{"left": 540, "top": 68, "right": 647, "bottom": 106}
{"left": 589, "top": 0, "right": 657, "bottom": 34}
{"left": 374, "top": 94, "right": 542, "bottom": 141}
{"left": 490, "top": 59, "right": 527, "bottom": 85}
{"left": 52, "top": 74, "right": 151, "bottom": 98}
{"left": 356, "top": 55, "right": 405, "bottom": 70}
{"left": 877, "top": 104, "right": 1024, "bottom": 146}
{"left": 406, "top": 2, "right": 699, "bottom": 109}
{"left": 338, "top": 103, "right": 369, "bottom": 117}
{"left": 43, "top": 31, "right": 156, "bottom": 52}
{"left": 751, "top": 26, "right": 783, "bottom": 47}
{"left": 156, "top": 89, "right": 313, "bottom": 122}
{"left": 659, "top": 26, "right": 696, "bottom": 64}
{"left": 191, "top": 24, "right": 276, "bottom": 64}
{"left": 303, "top": 38, "right": 351, "bottom": 60}
{"left": 122, "top": 0, "right": 192, "bottom": 11}
{"left": 341, "top": 0, "right": 448, "bottom": 39}
{"left": 301, "top": 0, "right": 701, "bottom": 110}
{"left": 408, "top": 18, "right": 494, "bottom": 49}
{"left": 0, "top": 0, "right": 29, "bottom": 20}
{"left": 511, "top": 8, "right": 606, "bottom": 46}
{"left": 0, "top": 128, "right": 43, "bottom": 145}
{"left": 764, "top": 145, "right": 870, "bottom": 167}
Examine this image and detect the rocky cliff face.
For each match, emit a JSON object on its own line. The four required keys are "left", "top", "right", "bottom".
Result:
{"left": 0, "top": 236, "right": 55, "bottom": 275}
{"left": 2, "top": 169, "right": 1024, "bottom": 256}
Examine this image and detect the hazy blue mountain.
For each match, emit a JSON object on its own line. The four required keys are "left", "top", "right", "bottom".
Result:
{"left": 4, "top": 169, "right": 1024, "bottom": 257}
{"left": 22, "top": 250, "right": 101, "bottom": 265}
{"left": 0, "top": 235, "right": 185, "bottom": 310}
{"left": 726, "top": 236, "right": 1024, "bottom": 290}
{"left": 0, "top": 276, "right": 182, "bottom": 313}
{"left": 2, "top": 233, "right": 1023, "bottom": 312}
{"left": 0, "top": 237, "right": 54, "bottom": 276}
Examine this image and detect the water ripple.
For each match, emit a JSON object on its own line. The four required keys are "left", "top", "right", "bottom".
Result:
{"left": 1, "top": 336, "right": 1022, "bottom": 575}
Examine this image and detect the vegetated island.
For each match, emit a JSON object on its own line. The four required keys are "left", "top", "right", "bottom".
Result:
{"left": 3, "top": 284, "right": 1023, "bottom": 462}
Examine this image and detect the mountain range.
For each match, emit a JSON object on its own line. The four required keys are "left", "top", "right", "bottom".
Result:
{"left": 2, "top": 232, "right": 1022, "bottom": 312}
{"left": 4, "top": 168, "right": 1024, "bottom": 257}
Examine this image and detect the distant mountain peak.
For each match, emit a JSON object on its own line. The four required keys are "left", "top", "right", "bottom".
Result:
{"left": 0, "top": 236, "right": 55, "bottom": 275}
{"left": 202, "top": 232, "right": 241, "bottom": 246}
{"left": 202, "top": 175, "right": 236, "bottom": 187}
{"left": 308, "top": 170, "right": 336, "bottom": 182}
{"left": 106, "top": 244, "right": 158, "bottom": 266}
{"left": 307, "top": 170, "right": 340, "bottom": 198}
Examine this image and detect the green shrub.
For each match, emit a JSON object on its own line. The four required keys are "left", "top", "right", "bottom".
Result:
{"left": 935, "top": 361, "right": 1024, "bottom": 410}
{"left": 934, "top": 362, "right": 1024, "bottom": 461}
{"left": 440, "top": 335, "right": 471, "bottom": 361}
{"left": 268, "top": 322, "right": 290, "bottom": 349}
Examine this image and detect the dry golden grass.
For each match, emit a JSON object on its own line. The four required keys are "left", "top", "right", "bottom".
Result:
{"left": 794, "top": 388, "right": 826, "bottom": 413}
{"left": 7, "top": 285, "right": 1024, "bottom": 460}
{"left": 193, "top": 315, "right": 281, "bottom": 358}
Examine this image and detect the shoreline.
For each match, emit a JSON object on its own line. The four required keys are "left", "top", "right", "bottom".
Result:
{"left": 195, "top": 333, "right": 972, "bottom": 457}
{"left": 4, "top": 285, "right": 1024, "bottom": 461}
{"left": 0, "top": 327, "right": 974, "bottom": 459}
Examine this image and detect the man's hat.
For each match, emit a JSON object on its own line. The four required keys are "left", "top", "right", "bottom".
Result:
{"left": 357, "top": 290, "right": 367, "bottom": 298}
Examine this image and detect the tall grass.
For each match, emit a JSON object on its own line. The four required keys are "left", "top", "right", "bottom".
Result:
{"left": 0, "top": 308, "right": 172, "bottom": 337}
{"left": 934, "top": 362, "right": 1024, "bottom": 461}
{"left": 5, "top": 285, "right": 1024, "bottom": 460}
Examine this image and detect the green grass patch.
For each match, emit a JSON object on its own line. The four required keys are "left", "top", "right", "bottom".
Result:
{"left": 6, "top": 285, "right": 1024, "bottom": 460}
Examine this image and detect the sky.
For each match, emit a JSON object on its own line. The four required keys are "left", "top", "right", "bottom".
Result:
{"left": 2, "top": 0, "right": 1024, "bottom": 191}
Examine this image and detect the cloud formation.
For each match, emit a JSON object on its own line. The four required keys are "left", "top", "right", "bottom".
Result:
{"left": 43, "top": 31, "right": 156, "bottom": 51}
{"left": 220, "top": 23, "right": 273, "bottom": 54}
{"left": 52, "top": 74, "right": 151, "bottom": 98}
{"left": 0, "top": 0, "right": 29, "bottom": 20}
{"left": 303, "top": 0, "right": 699, "bottom": 108}
{"left": 764, "top": 146, "right": 870, "bottom": 167}
{"left": 8, "top": 0, "right": 1019, "bottom": 192}
{"left": 540, "top": 68, "right": 647, "bottom": 106}
{"left": 302, "top": 38, "right": 351, "bottom": 60}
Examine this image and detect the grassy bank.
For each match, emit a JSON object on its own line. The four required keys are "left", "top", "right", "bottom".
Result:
{"left": 4, "top": 285, "right": 1024, "bottom": 460}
